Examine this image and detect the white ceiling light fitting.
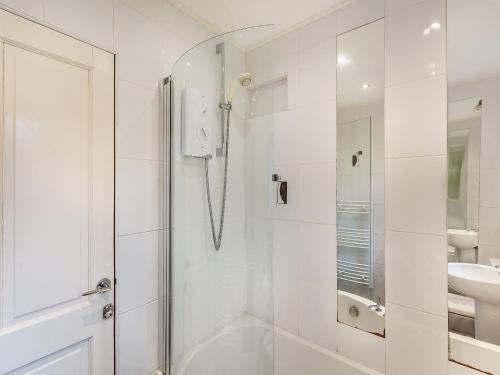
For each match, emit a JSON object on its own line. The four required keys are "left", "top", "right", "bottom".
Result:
{"left": 338, "top": 55, "right": 350, "bottom": 67}
{"left": 424, "top": 21, "right": 441, "bottom": 36}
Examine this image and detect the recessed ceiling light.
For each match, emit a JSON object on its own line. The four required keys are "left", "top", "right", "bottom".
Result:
{"left": 361, "top": 83, "right": 371, "bottom": 89}
{"left": 429, "top": 63, "right": 437, "bottom": 69}
{"left": 338, "top": 55, "right": 350, "bottom": 67}
{"left": 186, "top": 61, "right": 192, "bottom": 67}
{"left": 424, "top": 22, "right": 441, "bottom": 36}
{"left": 431, "top": 22, "right": 441, "bottom": 30}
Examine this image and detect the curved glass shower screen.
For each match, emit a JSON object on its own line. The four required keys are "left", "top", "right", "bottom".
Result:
{"left": 165, "top": 26, "right": 276, "bottom": 375}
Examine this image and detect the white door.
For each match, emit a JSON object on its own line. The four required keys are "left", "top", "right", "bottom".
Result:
{"left": 0, "top": 10, "right": 115, "bottom": 374}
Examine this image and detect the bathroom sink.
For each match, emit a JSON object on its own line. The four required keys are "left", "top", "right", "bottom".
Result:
{"left": 448, "top": 263, "right": 500, "bottom": 305}
{"left": 448, "top": 263, "right": 500, "bottom": 344}
{"left": 447, "top": 229, "right": 478, "bottom": 249}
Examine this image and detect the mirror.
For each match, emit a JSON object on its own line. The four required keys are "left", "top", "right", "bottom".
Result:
{"left": 336, "top": 19, "right": 385, "bottom": 335}
{"left": 448, "top": 0, "right": 500, "bottom": 371}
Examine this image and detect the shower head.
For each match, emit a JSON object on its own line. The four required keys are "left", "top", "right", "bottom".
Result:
{"left": 239, "top": 72, "right": 252, "bottom": 87}
{"left": 227, "top": 72, "right": 252, "bottom": 102}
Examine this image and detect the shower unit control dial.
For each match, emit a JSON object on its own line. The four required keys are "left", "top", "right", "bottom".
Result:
{"left": 182, "top": 87, "right": 213, "bottom": 158}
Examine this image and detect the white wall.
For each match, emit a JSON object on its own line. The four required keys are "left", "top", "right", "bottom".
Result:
{"left": 384, "top": 0, "right": 449, "bottom": 374}
{"left": 246, "top": 1, "right": 386, "bottom": 373}
{"left": 0, "top": 1, "right": 214, "bottom": 374}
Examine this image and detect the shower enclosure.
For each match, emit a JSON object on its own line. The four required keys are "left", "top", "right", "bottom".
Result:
{"left": 163, "top": 27, "right": 276, "bottom": 375}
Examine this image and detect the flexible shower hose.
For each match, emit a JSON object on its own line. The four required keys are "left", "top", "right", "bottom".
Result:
{"left": 204, "top": 103, "right": 231, "bottom": 250}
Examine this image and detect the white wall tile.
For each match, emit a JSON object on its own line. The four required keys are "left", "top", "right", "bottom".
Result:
{"left": 297, "top": 39, "right": 336, "bottom": 105}
{"left": 172, "top": 159, "right": 207, "bottom": 227}
{"left": 117, "top": 81, "right": 161, "bottom": 161}
{"left": 300, "top": 223, "right": 336, "bottom": 286}
{"left": 118, "top": 231, "right": 162, "bottom": 313}
{"left": 478, "top": 207, "right": 500, "bottom": 246}
{"left": 299, "top": 281, "right": 337, "bottom": 352}
{"left": 478, "top": 245, "right": 500, "bottom": 266}
{"left": 162, "top": 1, "right": 214, "bottom": 46}
{"left": 118, "top": 301, "right": 160, "bottom": 375}
{"left": 273, "top": 220, "right": 300, "bottom": 333}
{"left": 480, "top": 169, "right": 500, "bottom": 208}
{"left": 298, "top": 100, "right": 336, "bottom": 164}
{"left": 479, "top": 96, "right": 500, "bottom": 170}
{"left": 118, "top": 0, "right": 164, "bottom": 25}
{"left": 372, "top": 173, "right": 385, "bottom": 205}
{"left": 374, "top": 233, "right": 385, "bottom": 265}
{"left": 273, "top": 110, "right": 301, "bottom": 166}
{"left": 386, "top": 231, "right": 447, "bottom": 316}
{"left": 373, "top": 203, "right": 385, "bottom": 236}
{"left": 299, "top": 163, "right": 336, "bottom": 224}
{"left": 120, "top": 0, "right": 215, "bottom": 50}
{"left": 386, "top": 303, "right": 448, "bottom": 375}
{"left": 45, "top": 0, "right": 114, "bottom": 50}
{"left": 336, "top": 0, "right": 385, "bottom": 35}
{"left": 254, "top": 31, "right": 300, "bottom": 66}
{"left": 298, "top": 12, "right": 336, "bottom": 50}
{"left": 118, "top": 159, "right": 161, "bottom": 235}
{"left": 115, "top": 2, "right": 186, "bottom": 90}
{"left": 448, "top": 361, "right": 482, "bottom": 375}
{"left": 385, "top": 0, "right": 425, "bottom": 15}
{"left": 386, "top": 0, "right": 446, "bottom": 86}
{"left": 386, "top": 156, "right": 446, "bottom": 235}
{"left": 337, "top": 323, "right": 386, "bottom": 373}
{"left": 386, "top": 75, "right": 447, "bottom": 158}
{"left": 0, "top": 0, "right": 44, "bottom": 19}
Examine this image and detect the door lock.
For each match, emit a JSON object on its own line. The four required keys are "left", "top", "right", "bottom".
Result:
{"left": 103, "top": 304, "right": 114, "bottom": 320}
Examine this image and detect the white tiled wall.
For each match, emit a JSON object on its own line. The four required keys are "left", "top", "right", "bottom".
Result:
{"left": 246, "top": 1, "right": 386, "bottom": 372}
{"left": 0, "top": 1, "right": 214, "bottom": 374}
{"left": 385, "top": 1, "right": 449, "bottom": 374}
{"left": 113, "top": 2, "right": 213, "bottom": 372}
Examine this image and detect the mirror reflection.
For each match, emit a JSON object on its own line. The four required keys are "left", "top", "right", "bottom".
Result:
{"left": 448, "top": 0, "right": 500, "bottom": 369}
{"left": 336, "top": 19, "right": 385, "bottom": 335}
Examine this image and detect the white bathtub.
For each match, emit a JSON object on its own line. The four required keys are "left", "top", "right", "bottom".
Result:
{"left": 173, "top": 314, "right": 382, "bottom": 375}
{"left": 337, "top": 290, "right": 385, "bottom": 335}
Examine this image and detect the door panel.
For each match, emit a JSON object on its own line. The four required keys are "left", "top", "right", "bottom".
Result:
{"left": 0, "top": 9, "right": 114, "bottom": 375}
{"left": 7, "top": 340, "right": 90, "bottom": 375}
{"left": 4, "top": 44, "right": 90, "bottom": 321}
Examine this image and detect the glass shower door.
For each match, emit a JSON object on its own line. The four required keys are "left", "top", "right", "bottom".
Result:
{"left": 164, "top": 27, "right": 275, "bottom": 375}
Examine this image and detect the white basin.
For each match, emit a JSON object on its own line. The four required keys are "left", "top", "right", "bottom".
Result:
{"left": 447, "top": 229, "right": 478, "bottom": 249}
{"left": 448, "top": 263, "right": 500, "bottom": 304}
{"left": 448, "top": 263, "right": 500, "bottom": 345}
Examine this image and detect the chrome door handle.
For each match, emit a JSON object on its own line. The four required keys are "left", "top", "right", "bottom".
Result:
{"left": 82, "top": 278, "right": 112, "bottom": 296}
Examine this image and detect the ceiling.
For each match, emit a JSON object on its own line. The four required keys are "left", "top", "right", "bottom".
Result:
{"left": 449, "top": 97, "right": 482, "bottom": 123}
{"left": 448, "top": 0, "right": 500, "bottom": 86}
{"left": 169, "top": 0, "right": 352, "bottom": 49}
{"left": 172, "top": 0, "right": 500, "bottom": 89}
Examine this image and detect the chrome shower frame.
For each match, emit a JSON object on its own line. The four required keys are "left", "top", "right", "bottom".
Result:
{"left": 162, "top": 76, "right": 172, "bottom": 375}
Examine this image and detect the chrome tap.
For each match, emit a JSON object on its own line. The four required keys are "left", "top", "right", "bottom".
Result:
{"left": 369, "top": 297, "right": 383, "bottom": 312}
